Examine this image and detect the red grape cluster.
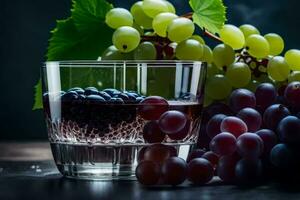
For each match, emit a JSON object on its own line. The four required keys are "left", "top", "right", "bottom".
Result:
{"left": 196, "top": 81, "right": 300, "bottom": 185}
{"left": 136, "top": 144, "right": 215, "bottom": 186}
{"left": 139, "top": 96, "right": 191, "bottom": 142}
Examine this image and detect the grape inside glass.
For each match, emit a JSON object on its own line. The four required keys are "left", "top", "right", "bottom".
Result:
{"left": 42, "top": 60, "right": 206, "bottom": 180}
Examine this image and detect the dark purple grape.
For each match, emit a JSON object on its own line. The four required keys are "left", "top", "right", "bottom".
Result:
{"left": 103, "top": 88, "right": 121, "bottom": 96}
{"left": 159, "top": 111, "right": 187, "bottom": 134}
{"left": 270, "top": 143, "right": 296, "bottom": 169}
{"left": 68, "top": 87, "right": 85, "bottom": 94}
{"left": 114, "top": 93, "right": 129, "bottom": 102}
{"left": 284, "top": 81, "right": 300, "bottom": 111}
{"left": 201, "top": 151, "right": 219, "bottom": 168}
{"left": 143, "top": 144, "right": 177, "bottom": 164}
{"left": 229, "top": 89, "right": 256, "bottom": 113}
{"left": 255, "top": 83, "right": 278, "bottom": 112}
{"left": 236, "top": 133, "right": 264, "bottom": 159}
{"left": 187, "top": 158, "right": 214, "bottom": 185}
{"left": 217, "top": 154, "right": 240, "bottom": 183}
{"left": 110, "top": 97, "right": 124, "bottom": 104}
{"left": 209, "top": 132, "right": 237, "bottom": 156}
{"left": 235, "top": 158, "right": 263, "bottom": 185}
{"left": 61, "top": 91, "right": 78, "bottom": 102}
{"left": 143, "top": 121, "right": 166, "bottom": 143}
{"left": 161, "top": 157, "right": 187, "bottom": 186}
{"left": 187, "top": 149, "right": 206, "bottom": 163}
{"left": 136, "top": 160, "right": 160, "bottom": 185}
{"left": 237, "top": 108, "right": 262, "bottom": 132}
{"left": 203, "top": 103, "right": 234, "bottom": 119}
{"left": 263, "top": 104, "right": 291, "bottom": 131}
{"left": 84, "top": 87, "right": 99, "bottom": 96}
{"left": 86, "top": 95, "right": 106, "bottom": 104}
{"left": 206, "top": 114, "right": 227, "bottom": 139}
{"left": 256, "top": 129, "right": 277, "bottom": 155}
{"left": 98, "top": 91, "right": 111, "bottom": 101}
{"left": 197, "top": 123, "right": 211, "bottom": 150}
{"left": 277, "top": 116, "right": 300, "bottom": 144}
{"left": 220, "top": 116, "right": 248, "bottom": 137}
{"left": 138, "top": 96, "right": 169, "bottom": 120}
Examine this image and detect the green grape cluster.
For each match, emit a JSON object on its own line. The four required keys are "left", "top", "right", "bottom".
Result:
{"left": 102, "top": 0, "right": 209, "bottom": 61}
{"left": 101, "top": 1, "right": 300, "bottom": 107}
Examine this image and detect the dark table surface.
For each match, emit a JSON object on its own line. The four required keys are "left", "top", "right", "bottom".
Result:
{"left": 0, "top": 142, "right": 300, "bottom": 200}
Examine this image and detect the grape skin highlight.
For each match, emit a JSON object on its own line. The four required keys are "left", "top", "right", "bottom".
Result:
{"left": 220, "top": 24, "right": 245, "bottom": 50}
{"left": 112, "top": 26, "right": 141, "bottom": 53}
{"left": 167, "top": 17, "right": 195, "bottom": 43}
{"left": 105, "top": 8, "right": 133, "bottom": 29}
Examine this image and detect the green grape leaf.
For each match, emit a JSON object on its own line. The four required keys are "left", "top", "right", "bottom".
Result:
{"left": 189, "top": 0, "right": 227, "bottom": 34}
{"left": 72, "top": 0, "right": 113, "bottom": 33}
{"left": 32, "top": 78, "right": 43, "bottom": 110}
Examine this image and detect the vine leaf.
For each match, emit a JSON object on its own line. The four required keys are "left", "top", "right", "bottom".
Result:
{"left": 189, "top": 0, "right": 227, "bottom": 34}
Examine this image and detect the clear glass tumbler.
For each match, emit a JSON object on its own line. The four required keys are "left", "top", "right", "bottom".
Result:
{"left": 42, "top": 60, "right": 207, "bottom": 180}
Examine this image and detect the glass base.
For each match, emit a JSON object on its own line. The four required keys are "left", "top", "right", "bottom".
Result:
{"left": 51, "top": 142, "right": 194, "bottom": 180}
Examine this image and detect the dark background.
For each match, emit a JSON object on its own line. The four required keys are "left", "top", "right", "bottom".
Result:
{"left": 0, "top": 0, "right": 299, "bottom": 140}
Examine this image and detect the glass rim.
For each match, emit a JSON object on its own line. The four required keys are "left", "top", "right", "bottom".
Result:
{"left": 43, "top": 60, "right": 206, "bottom": 68}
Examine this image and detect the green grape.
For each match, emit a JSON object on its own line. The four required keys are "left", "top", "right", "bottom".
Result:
{"left": 105, "top": 8, "right": 133, "bottom": 29}
{"left": 133, "top": 41, "right": 157, "bottom": 60}
{"left": 212, "top": 44, "right": 235, "bottom": 69}
{"left": 175, "top": 39, "right": 203, "bottom": 60}
{"left": 190, "top": 35, "right": 205, "bottom": 45}
{"left": 206, "top": 74, "right": 232, "bottom": 100}
{"left": 264, "top": 33, "right": 284, "bottom": 56}
{"left": 200, "top": 45, "right": 213, "bottom": 63}
{"left": 130, "top": 1, "right": 153, "bottom": 29}
{"left": 101, "top": 45, "right": 133, "bottom": 60}
{"left": 285, "top": 49, "right": 300, "bottom": 71}
{"left": 142, "top": 0, "right": 169, "bottom": 18}
{"left": 267, "top": 56, "right": 290, "bottom": 81}
{"left": 112, "top": 26, "right": 141, "bottom": 53}
{"left": 207, "top": 63, "right": 222, "bottom": 78}
{"left": 152, "top": 12, "right": 177, "bottom": 37}
{"left": 167, "top": 18, "right": 195, "bottom": 43}
{"left": 288, "top": 71, "right": 300, "bottom": 83}
{"left": 219, "top": 24, "right": 245, "bottom": 50}
{"left": 239, "top": 24, "right": 260, "bottom": 39}
{"left": 164, "top": 1, "right": 176, "bottom": 13}
{"left": 225, "top": 62, "right": 251, "bottom": 88}
{"left": 245, "top": 34, "right": 270, "bottom": 58}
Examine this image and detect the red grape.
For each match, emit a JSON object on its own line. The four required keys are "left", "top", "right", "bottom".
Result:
{"left": 201, "top": 151, "right": 219, "bottom": 168}
{"left": 138, "top": 96, "right": 169, "bottom": 120}
{"left": 229, "top": 89, "right": 256, "bottom": 113}
{"left": 255, "top": 129, "right": 277, "bottom": 155}
{"left": 206, "top": 114, "right": 227, "bottom": 139}
{"left": 263, "top": 104, "right": 290, "bottom": 131}
{"left": 255, "top": 83, "right": 278, "bottom": 112}
{"left": 210, "top": 132, "right": 237, "bottom": 156}
{"left": 217, "top": 154, "right": 240, "bottom": 183}
{"left": 136, "top": 160, "right": 161, "bottom": 185}
{"left": 237, "top": 108, "right": 262, "bottom": 132}
{"left": 236, "top": 133, "right": 264, "bottom": 159}
{"left": 187, "top": 149, "right": 206, "bottom": 163}
{"left": 137, "top": 146, "right": 147, "bottom": 163}
{"left": 159, "top": 110, "right": 188, "bottom": 134}
{"left": 143, "top": 144, "right": 177, "bottom": 164}
{"left": 143, "top": 121, "right": 166, "bottom": 143}
{"left": 235, "top": 158, "right": 263, "bottom": 185}
{"left": 187, "top": 158, "right": 214, "bottom": 185}
{"left": 161, "top": 157, "right": 187, "bottom": 186}
{"left": 277, "top": 116, "right": 300, "bottom": 144}
{"left": 203, "top": 102, "right": 234, "bottom": 119}
{"left": 220, "top": 116, "right": 248, "bottom": 137}
{"left": 284, "top": 81, "right": 300, "bottom": 111}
